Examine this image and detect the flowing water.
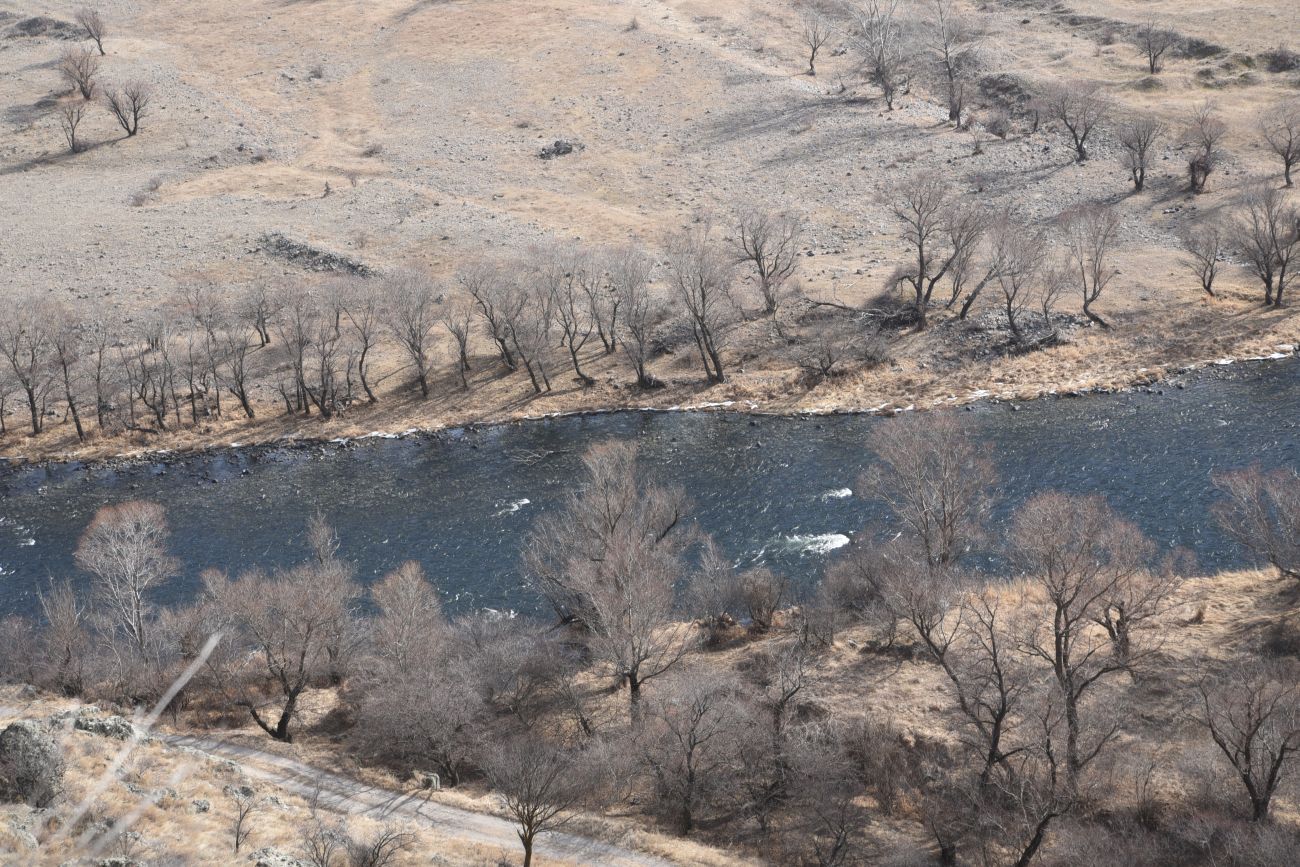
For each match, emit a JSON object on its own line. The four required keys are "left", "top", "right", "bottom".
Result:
{"left": 1, "top": 358, "right": 1298, "bottom": 617}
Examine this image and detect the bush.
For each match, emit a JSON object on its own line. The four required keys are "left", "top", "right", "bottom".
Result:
{"left": 0, "top": 721, "right": 64, "bottom": 807}
{"left": 1261, "top": 46, "right": 1300, "bottom": 73}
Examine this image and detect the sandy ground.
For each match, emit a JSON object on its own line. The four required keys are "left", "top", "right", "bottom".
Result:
{"left": 2, "top": 0, "right": 1300, "bottom": 463}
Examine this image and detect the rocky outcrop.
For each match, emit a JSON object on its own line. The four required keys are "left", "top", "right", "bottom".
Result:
{"left": 0, "top": 721, "right": 64, "bottom": 807}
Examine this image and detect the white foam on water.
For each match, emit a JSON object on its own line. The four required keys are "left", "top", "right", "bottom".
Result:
{"left": 494, "top": 498, "right": 531, "bottom": 517}
{"left": 821, "top": 488, "right": 853, "bottom": 501}
{"left": 786, "top": 533, "right": 850, "bottom": 555}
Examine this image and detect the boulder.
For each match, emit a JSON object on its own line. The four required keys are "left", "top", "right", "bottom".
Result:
{"left": 249, "top": 847, "right": 310, "bottom": 867}
{"left": 74, "top": 715, "right": 140, "bottom": 741}
{"left": 0, "top": 721, "right": 64, "bottom": 807}
{"left": 538, "top": 139, "right": 584, "bottom": 160}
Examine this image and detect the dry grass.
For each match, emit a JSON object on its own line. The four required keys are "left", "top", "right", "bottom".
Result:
{"left": 1, "top": 0, "right": 1299, "bottom": 463}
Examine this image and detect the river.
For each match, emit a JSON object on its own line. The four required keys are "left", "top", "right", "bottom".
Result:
{"left": 1, "top": 357, "right": 1297, "bottom": 617}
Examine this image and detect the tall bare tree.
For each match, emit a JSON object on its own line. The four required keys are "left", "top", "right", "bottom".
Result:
{"left": 926, "top": 0, "right": 983, "bottom": 124}
{"left": 1042, "top": 82, "right": 1111, "bottom": 162}
{"left": 733, "top": 210, "right": 803, "bottom": 318}
{"left": 609, "top": 246, "right": 661, "bottom": 388}
{"left": 483, "top": 735, "right": 596, "bottom": 867}
{"left": 1180, "top": 220, "right": 1225, "bottom": 297}
{"left": 1260, "top": 99, "right": 1300, "bottom": 187}
{"left": 1134, "top": 19, "right": 1176, "bottom": 74}
{"left": 59, "top": 46, "right": 100, "bottom": 100}
{"left": 58, "top": 102, "right": 87, "bottom": 153}
{"left": 1212, "top": 465, "right": 1300, "bottom": 579}
{"left": 0, "top": 295, "right": 56, "bottom": 434}
{"left": 538, "top": 245, "right": 597, "bottom": 386}
{"left": 75, "top": 8, "right": 107, "bottom": 55}
{"left": 103, "top": 81, "right": 153, "bottom": 137}
{"left": 1012, "top": 492, "right": 1154, "bottom": 792}
{"left": 851, "top": 0, "right": 911, "bottom": 110}
{"left": 1059, "top": 203, "right": 1120, "bottom": 328}
{"left": 1194, "top": 660, "right": 1300, "bottom": 820}
{"left": 383, "top": 271, "right": 439, "bottom": 398}
{"left": 524, "top": 441, "right": 697, "bottom": 718}
{"left": 666, "top": 224, "right": 735, "bottom": 384}
{"left": 1233, "top": 184, "right": 1300, "bottom": 306}
{"left": 801, "top": 10, "right": 832, "bottom": 76}
{"left": 74, "top": 501, "right": 178, "bottom": 652}
{"left": 1186, "top": 102, "right": 1226, "bottom": 194}
{"left": 1117, "top": 115, "right": 1166, "bottom": 192}
{"left": 439, "top": 296, "right": 475, "bottom": 390}
{"left": 459, "top": 261, "right": 521, "bottom": 370}
{"left": 860, "top": 412, "right": 996, "bottom": 569}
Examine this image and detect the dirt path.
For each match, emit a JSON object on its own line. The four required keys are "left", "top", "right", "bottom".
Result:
{"left": 163, "top": 733, "right": 677, "bottom": 867}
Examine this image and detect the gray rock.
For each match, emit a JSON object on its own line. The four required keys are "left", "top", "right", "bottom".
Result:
{"left": 74, "top": 715, "right": 140, "bottom": 741}
{"left": 248, "top": 847, "right": 310, "bottom": 867}
{"left": 223, "top": 784, "right": 256, "bottom": 799}
{"left": 191, "top": 798, "right": 211, "bottom": 813}
{"left": 538, "top": 139, "right": 584, "bottom": 160}
{"left": 0, "top": 720, "right": 64, "bottom": 807}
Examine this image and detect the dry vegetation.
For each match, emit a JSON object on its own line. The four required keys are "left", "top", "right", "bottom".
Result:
{"left": 4, "top": 417, "right": 1300, "bottom": 864}
{"left": 0, "top": 0, "right": 1299, "bottom": 463}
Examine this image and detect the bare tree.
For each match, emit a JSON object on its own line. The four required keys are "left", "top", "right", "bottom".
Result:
{"left": 640, "top": 671, "right": 747, "bottom": 834}
{"left": 382, "top": 271, "right": 439, "bottom": 397}
{"left": 231, "top": 794, "right": 257, "bottom": 853}
{"left": 851, "top": 0, "right": 911, "bottom": 110}
{"left": 525, "top": 441, "right": 697, "bottom": 718}
{"left": 1012, "top": 492, "right": 1154, "bottom": 792}
{"left": 1060, "top": 203, "right": 1120, "bottom": 328}
{"left": 892, "top": 173, "right": 954, "bottom": 328}
{"left": 238, "top": 283, "right": 280, "bottom": 347}
{"left": 439, "top": 296, "right": 475, "bottom": 390}
{"left": 1180, "top": 220, "right": 1225, "bottom": 297}
{"left": 1233, "top": 183, "right": 1300, "bottom": 306}
{"left": 609, "top": 246, "right": 662, "bottom": 388}
{"left": 58, "top": 102, "right": 87, "bottom": 153}
{"left": 74, "top": 501, "right": 178, "bottom": 651}
{"left": 459, "top": 261, "right": 521, "bottom": 370}
{"left": 59, "top": 46, "right": 100, "bottom": 100}
{"left": 1212, "top": 465, "right": 1300, "bottom": 579}
{"left": 1117, "top": 115, "right": 1166, "bottom": 191}
{"left": 801, "top": 10, "right": 832, "bottom": 76}
{"left": 1186, "top": 102, "right": 1226, "bottom": 194}
{"left": 37, "top": 579, "right": 91, "bottom": 696}
{"left": 734, "top": 210, "right": 803, "bottom": 318}
{"left": 1260, "top": 99, "right": 1300, "bottom": 187}
{"left": 506, "top": 277, "right": 556, "bottom": 394}
{"left": 956, "top": 208, "right": 1028, "bottom": 320}
{"left": 344, "top": 825, "right": 415, "bottom": 867}
{"left": 103, "top": 81, "right": 153, "bottom": 137}
{"left": 483, "top": 735, "right": 595, "bottom": 867}
{"left": 1042, "top": 82, "right": 1111, "bottom": 162}
{"left": 75, "top": 8, "right": 107, "bottom": 55}
{"left": 1194, "top": 659, "right": 1300, "bottom": 820}
{"left": 538, "top": 245, "right": 597, "bottom": 386}
{"left": 860, "top": 412, "right": 996, "bottom": 569}
{"left": 49, "top": 308, "right": 87, "bottom": 441}
{"left": 926, "top": 0, "right": 983, "bottom": 124}
{"left": 1135, "top": 19, "right": 1176, "bottom": 74}
{"left": 209, "top": 548, "right": 356, "bottom": 742}
{"left": 666, "top": 224, "right": 735, "bottom": 383}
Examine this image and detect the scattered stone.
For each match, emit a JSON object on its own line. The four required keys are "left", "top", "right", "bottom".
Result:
{"left": 5, "top": 16, "right": 79, "bottom": 40}
{"left": 191, "top": 799, "right": 211, "bottom": 813}
{"left": 0, "top": 720, "right": 64, "bottom": 808}
{"left": 223, "top": 783, "right": 256, "bottom": 799}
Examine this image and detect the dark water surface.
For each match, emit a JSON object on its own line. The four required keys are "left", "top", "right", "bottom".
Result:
{"left": 2, "top": 358, "right": 1298, "bottom": 617}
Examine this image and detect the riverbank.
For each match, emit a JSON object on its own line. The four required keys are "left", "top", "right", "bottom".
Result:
{"left": 2, "top": 297, "right": 1297, "bottom": 470}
